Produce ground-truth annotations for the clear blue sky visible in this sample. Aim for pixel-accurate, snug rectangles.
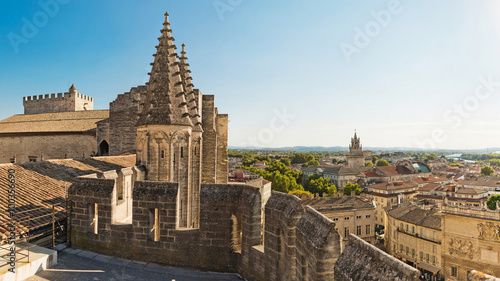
[1,0,500,150]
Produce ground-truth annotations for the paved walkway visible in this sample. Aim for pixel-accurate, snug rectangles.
[26,247,244,281]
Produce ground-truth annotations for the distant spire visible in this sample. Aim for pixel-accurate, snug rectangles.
[137,12,193,127]
[69,84,77,91]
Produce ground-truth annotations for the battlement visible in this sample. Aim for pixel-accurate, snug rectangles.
[23,84,94,114]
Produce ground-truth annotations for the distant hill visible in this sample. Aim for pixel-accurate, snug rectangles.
[228,146,500,153]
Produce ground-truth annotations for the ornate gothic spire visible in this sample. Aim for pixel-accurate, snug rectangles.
[137,12,193,127]
[349,130,363,155]
[179,43,203,132]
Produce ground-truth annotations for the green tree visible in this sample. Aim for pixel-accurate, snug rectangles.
[376,159,390,166]
[306,159,320,166]
[424,153,437,161]
[291,153,315,164]
[326,184,337,197]
[289,189,312,199]
[331,158,338,164]
[304,174,336,196]
[487,195,500,210]
[372,155,379,163]
[280,158,291,166]
[343,182,363,196]
[242,157,255,166]
[481,166,495,176]
[364,162,373,167]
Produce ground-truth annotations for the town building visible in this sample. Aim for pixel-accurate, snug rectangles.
[366,181,419,226]
[0,85,108,163]
[414,183,489,208]
[301,196,376,251]
[385,203,443,279]
[440,203,500,280]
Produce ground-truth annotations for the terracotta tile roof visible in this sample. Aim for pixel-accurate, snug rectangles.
[367,181,418,191]
[412,177,449,184]
[417,183,441,192]
[414,194,485,203]
[0,155,135,242]
[301,196,374,212]
[364,172,380,177]
[458,179,500,187]
[455,188,488,195]
[0,110,109,133]
[376,166,413,176]
[387,203,441,230]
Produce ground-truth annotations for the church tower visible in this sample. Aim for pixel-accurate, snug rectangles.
[347,131,365,168]
[136,12,203,229]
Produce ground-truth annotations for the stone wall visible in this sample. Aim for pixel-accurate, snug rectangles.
[0,133,97,163]
[23,92,93,114]
[468,270,500,281]
[69,178,262,273]
[70,178,349,281]
[201,95,217,183]
[107,86,147,155]
[295,206,341,281]
[216,114,228,183]
[96,119,109,155]
[334,234,420,281]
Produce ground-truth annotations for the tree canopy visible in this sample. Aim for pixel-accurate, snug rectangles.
[343,182,363,196]
[364,162,373,167]
[487,195,500,210]
[481,166,495,176]
[376,159,390,166]
[237,160,303,193]
[303,174,337,197]
[291,153,315,164]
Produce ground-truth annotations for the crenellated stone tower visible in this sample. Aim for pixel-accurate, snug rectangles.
[347,131,365,168]
[135,13,203,229]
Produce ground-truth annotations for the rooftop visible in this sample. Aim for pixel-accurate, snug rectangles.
[301,196,374,212]
[387,203,441,230]
[367,181,418,191]
[0,155,136,241]
[0,110,109,134]
[412,176,449,184]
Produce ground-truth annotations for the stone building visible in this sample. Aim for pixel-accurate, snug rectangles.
[367,180,419,226]
[440,203,500,280]
[385,203,443,279]
[23,84,94,114]
[301,196,376,251]
[0,87,108,163]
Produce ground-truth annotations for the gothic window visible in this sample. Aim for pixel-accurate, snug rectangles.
[161,150,165,159]
[181,147,184,158]
[230,212,242,253]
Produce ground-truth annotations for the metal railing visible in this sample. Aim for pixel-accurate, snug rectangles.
[0,202,67,269]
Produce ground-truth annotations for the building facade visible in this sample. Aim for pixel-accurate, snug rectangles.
[386,203,443,279]
[301,196,376,251]
[367,181,418,226]
[440,204,500,280]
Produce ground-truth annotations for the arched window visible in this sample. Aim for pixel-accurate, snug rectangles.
[99,140,109,156]
[231,212,242,253]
